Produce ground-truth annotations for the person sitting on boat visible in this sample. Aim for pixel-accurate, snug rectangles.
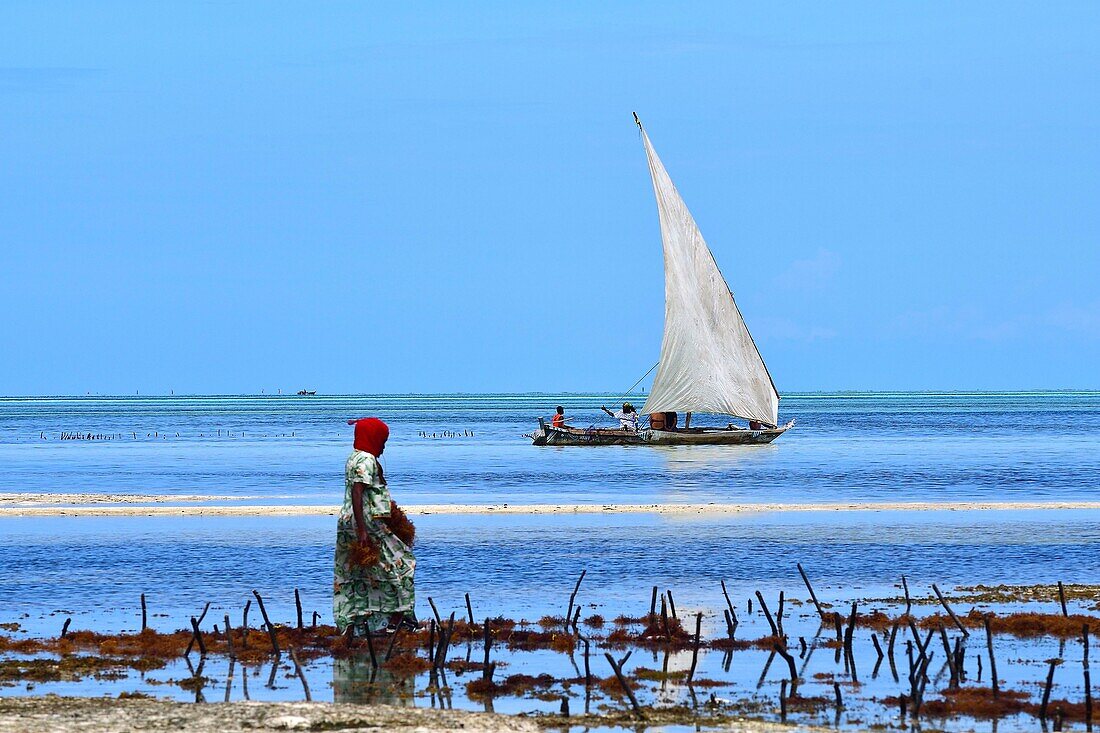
[552,406,566,428]
[601,402,639,431]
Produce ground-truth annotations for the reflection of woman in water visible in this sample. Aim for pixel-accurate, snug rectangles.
[334,418,416,636]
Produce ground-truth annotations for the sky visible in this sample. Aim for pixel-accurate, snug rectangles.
[1,2,1098,395]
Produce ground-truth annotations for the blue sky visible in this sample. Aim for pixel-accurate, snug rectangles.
[1,2,1098,395]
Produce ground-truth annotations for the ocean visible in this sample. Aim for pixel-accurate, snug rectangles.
[1,391,1099,504]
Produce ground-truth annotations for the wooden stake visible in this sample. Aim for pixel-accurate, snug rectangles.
[190,616,207,657]
[140,594,147,632]
[797,563,825,618]
[1084,624,1093,732]
[482,618,493,681]
[932,584,969,637]
[649,586,658,618]
[60,617,71,639]
[604,652,644,719]
[565,570,586,626]
[1059,581,1069,617]
[984,615,998,697]
[687,612,702,683]
[384,614,403,660]
[775,641,798,692]
[465,593,475,627]
[363,623,377,667]
[224,614,236,660]
[755,591,778,636]
[666,588,678,619]
[242,600,251,650]
[294,588,303,630]
[720,580,738,626]
[252,590,280,655]
[902,575,912,616]
[427,596,443,626]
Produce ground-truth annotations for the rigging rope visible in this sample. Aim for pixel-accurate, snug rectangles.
[616,362,659,406]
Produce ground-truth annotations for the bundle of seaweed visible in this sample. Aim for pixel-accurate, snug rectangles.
[914,608,1100,638]
[382,502,415,547]
[347,540,380,568]
[465,672,560,701]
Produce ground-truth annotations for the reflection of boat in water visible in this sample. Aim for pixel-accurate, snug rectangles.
[531,115,793,447]
[296,389,317,396]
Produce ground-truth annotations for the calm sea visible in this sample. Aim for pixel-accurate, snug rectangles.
[0,392,1098,504]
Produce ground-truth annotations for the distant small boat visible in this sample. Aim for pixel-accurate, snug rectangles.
[531,115,794,447]
[297,390,317,396]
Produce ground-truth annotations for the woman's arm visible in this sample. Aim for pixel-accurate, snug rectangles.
[601,405,614,417]
[351,482,369,543]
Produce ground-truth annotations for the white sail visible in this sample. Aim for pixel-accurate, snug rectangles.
[637,122,780,427]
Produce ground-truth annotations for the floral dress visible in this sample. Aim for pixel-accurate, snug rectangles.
[333,450,416,633]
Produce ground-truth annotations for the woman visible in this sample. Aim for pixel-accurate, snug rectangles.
[334,417,416,635]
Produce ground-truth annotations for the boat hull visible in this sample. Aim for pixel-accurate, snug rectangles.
[529,420,794,446]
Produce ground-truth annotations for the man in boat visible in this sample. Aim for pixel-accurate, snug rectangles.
[601,402,639,431]
[552,406,566,428]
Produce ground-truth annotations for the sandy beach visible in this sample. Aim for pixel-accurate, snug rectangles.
[3,494,1100,516]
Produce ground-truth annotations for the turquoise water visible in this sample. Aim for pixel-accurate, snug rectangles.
[1,392,1098,504]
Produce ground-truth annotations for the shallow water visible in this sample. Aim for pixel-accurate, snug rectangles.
[1,392,1099,504]
[2,393,1099,731]
[0,510,1093,732]
[2,510,1096,637]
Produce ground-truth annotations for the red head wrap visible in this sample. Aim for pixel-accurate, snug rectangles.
[349,417,389,457]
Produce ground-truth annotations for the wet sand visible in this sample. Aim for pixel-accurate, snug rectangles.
[3,495,1100,516]
[0,696,816,733]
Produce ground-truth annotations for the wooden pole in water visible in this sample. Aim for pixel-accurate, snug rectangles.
[1083,624,1092,732]
[902,575,912,617]
[932,584,969,637]
[241,600,251,650]
[774,641,798,692]
[649,586,658,618]
[565,570,586,627]
[60,617,71,639]
[384,614,404,660]
[295,589,303,630]
[224,614,236,660]
[252,590,280,655]
[190,617,207,657]
[687,612,702,683]
[755,591,778,636]
[465,593,475,627]
[797,563,825,618]
[141,594,147,632]
[984,615,999,697]
[363,623,377,667]
[482,618,493,681]
[720,580,738,626]
[666,589,678,619]
[427,597,443,626]
[604,652,644,719]
[1058,581,1069,617]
